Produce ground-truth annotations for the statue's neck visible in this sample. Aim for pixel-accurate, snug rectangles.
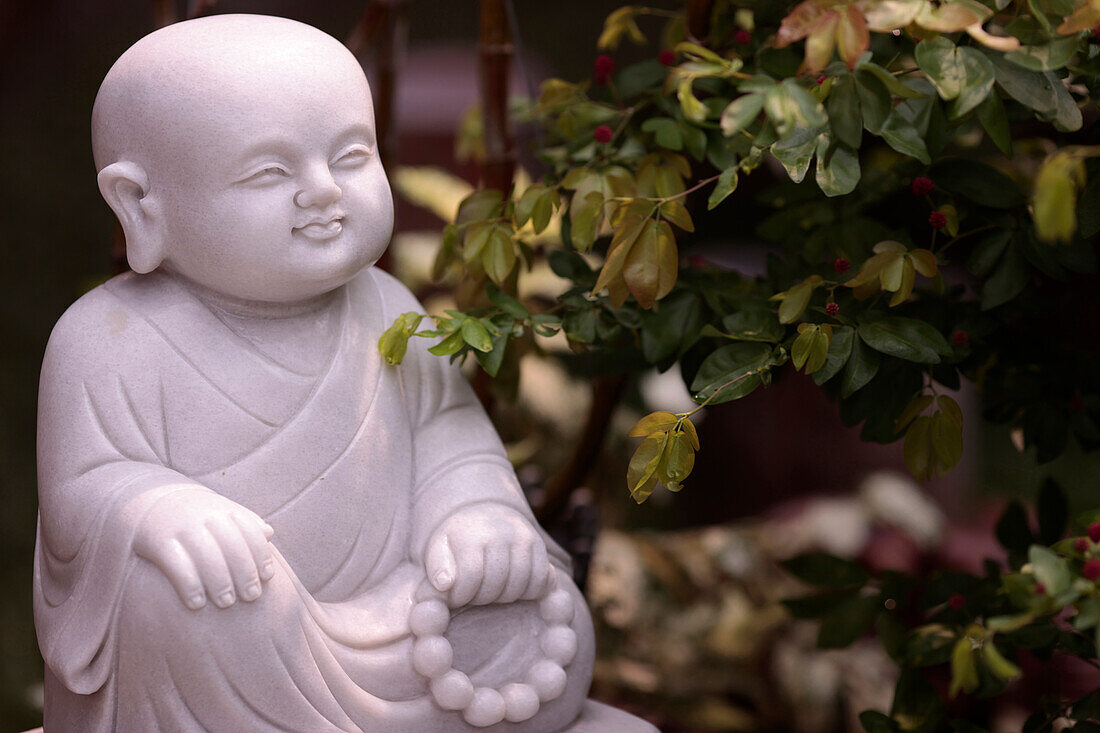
[170,272,340,320]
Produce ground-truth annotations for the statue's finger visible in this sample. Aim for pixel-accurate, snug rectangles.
[425,534,457,592]
[231,511,275,581]
[181,527,236,609]
[208,514,262,603]
[154,538,206,610]
[472,542,509,606]
[498,541,532,604]
[522,543,551,600]
[449,544,484,608]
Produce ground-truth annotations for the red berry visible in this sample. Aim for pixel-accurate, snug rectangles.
[658,49,676,66]
[688,254,707,268]
[911,177,934,196]
[952,330,969,346]
[948,593,966,610]
[594,125,614,143]
[816,75,826,86]
[928,211,947,229]
[1076,537,1090,553]
[734,29,752,45]
[1070,394,1084,411]
[1035,583,1047,595]
[594,54,616,84]
[1093,23,1100,38]
[1084,558,1100,581]
[825,302,840,316]
[1090,522,1100,542]
[833,257,850,273]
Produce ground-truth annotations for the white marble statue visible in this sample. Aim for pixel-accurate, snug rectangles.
[33,14,656,732]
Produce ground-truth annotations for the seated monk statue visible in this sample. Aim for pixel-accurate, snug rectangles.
[33,14,656,732]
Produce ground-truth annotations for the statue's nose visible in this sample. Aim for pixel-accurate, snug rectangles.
[294,165,342,209]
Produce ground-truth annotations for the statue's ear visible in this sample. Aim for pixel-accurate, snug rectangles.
[97,161,165,274]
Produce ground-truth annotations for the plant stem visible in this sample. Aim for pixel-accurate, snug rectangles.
[938,224,997,255]
[680,369,761,418]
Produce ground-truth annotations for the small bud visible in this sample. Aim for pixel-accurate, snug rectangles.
[816,75,826,86]
[594,54,616,84]
[1090,522,1100,542]
[593,125,614,143]
[952,330,969,346]
[1075,537,1090,554]
[825,302,840,316]
[948,593,966,610]
[911,177,934,196]
[658,49,676,66]
[1084,558,1100,581]
[928,211,947,230]
[833,257,850,273]
[1034,583,1046,595]
[734,29,752,45]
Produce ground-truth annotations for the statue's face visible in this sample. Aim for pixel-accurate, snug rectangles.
[155,59,393,303]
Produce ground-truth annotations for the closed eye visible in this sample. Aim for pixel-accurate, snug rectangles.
[240,166,290,183]
[333,145,373,167]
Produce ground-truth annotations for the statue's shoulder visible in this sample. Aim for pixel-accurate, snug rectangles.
[359,266,426,317]
[42,272,167,376]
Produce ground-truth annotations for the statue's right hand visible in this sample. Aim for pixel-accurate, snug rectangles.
[133,487,276,611]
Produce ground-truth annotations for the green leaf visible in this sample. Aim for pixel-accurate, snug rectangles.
[981,240,1028,310]
[679,121,708,161]
[982,640,1022,682]
[1006,36,1080,72]
[690,342,781,404]
[641,291,704,363]
[818,594,881,648]
[782,590,854,619]
[486,283,530,319]
[677,77,708,123]
[764,79,827,139]
[855,70,892,134]
[428,329,466,356]
[707,166,739,209]
[641,117,683,151]
[858,61,925,99]
[629,411,679,437]
[1029,545,1072,596]
[456,189,504,224]
[483,227,517,284]
[841,335,881,398]
[460,318,493,352]
[827,75,863,148]
[1071,687,1100,721]
[660,430,695,487]
[880,113,931,164]
[967,230,1011,277]
[916,38,995,118]
[927,159,1024,208]
[813,325,855,385]
[721,303,784,342]
[995,500,1034,555]
[720,93,765,137]
[1038,477,1068,545]
[792,325,831,374]
[474,331,509,377]
[464,221,494,262]
[782,552,868,587]
[892,669,945,732]
[858,316,950,363]
[815,135,860,197]
[772,128,818,184]
[904,415,933,480]
[515,184,545,228]
[976,92,1012,156]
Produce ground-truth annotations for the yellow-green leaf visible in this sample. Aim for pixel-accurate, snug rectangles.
[1034,152,1087,243]
[464,221,494,262]
[660,200,695,232]
[598,6,646,50]
[981,641,1022,682]
[949,637,980,698]
[681,416,700,449]
[895,393,934,434]
[629,411,679,437]
[909,249,939,277]
[708,166,739,210]
[378,312,425,365]
[628,432,667,503]
[677,77,708,123]
[483,228,516,284]
[938,395,963,427]
[904,415,934,480]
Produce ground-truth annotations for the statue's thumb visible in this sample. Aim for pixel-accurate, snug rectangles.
[426,535,456,592]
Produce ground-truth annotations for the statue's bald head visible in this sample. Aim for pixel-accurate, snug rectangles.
[92,14,371,173]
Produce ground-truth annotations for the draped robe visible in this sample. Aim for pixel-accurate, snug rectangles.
[33,267,605,732]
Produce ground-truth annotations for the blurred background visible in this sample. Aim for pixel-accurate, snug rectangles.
[3,1,1099,730]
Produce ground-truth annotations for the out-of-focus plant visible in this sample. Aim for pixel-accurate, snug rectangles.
[380,0,1100,503]
[783,479,1100,731]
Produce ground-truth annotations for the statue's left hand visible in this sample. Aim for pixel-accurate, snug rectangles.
[424,505,554,608]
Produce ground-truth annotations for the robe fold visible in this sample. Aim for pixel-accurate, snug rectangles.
[34,267,595,732]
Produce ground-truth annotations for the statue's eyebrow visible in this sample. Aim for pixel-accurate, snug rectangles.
[333,124,376,147]
[233,140,294,168]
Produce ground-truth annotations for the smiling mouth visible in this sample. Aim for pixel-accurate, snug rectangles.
[294,218,344,240]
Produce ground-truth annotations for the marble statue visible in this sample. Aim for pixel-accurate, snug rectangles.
[33,14,656,732]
